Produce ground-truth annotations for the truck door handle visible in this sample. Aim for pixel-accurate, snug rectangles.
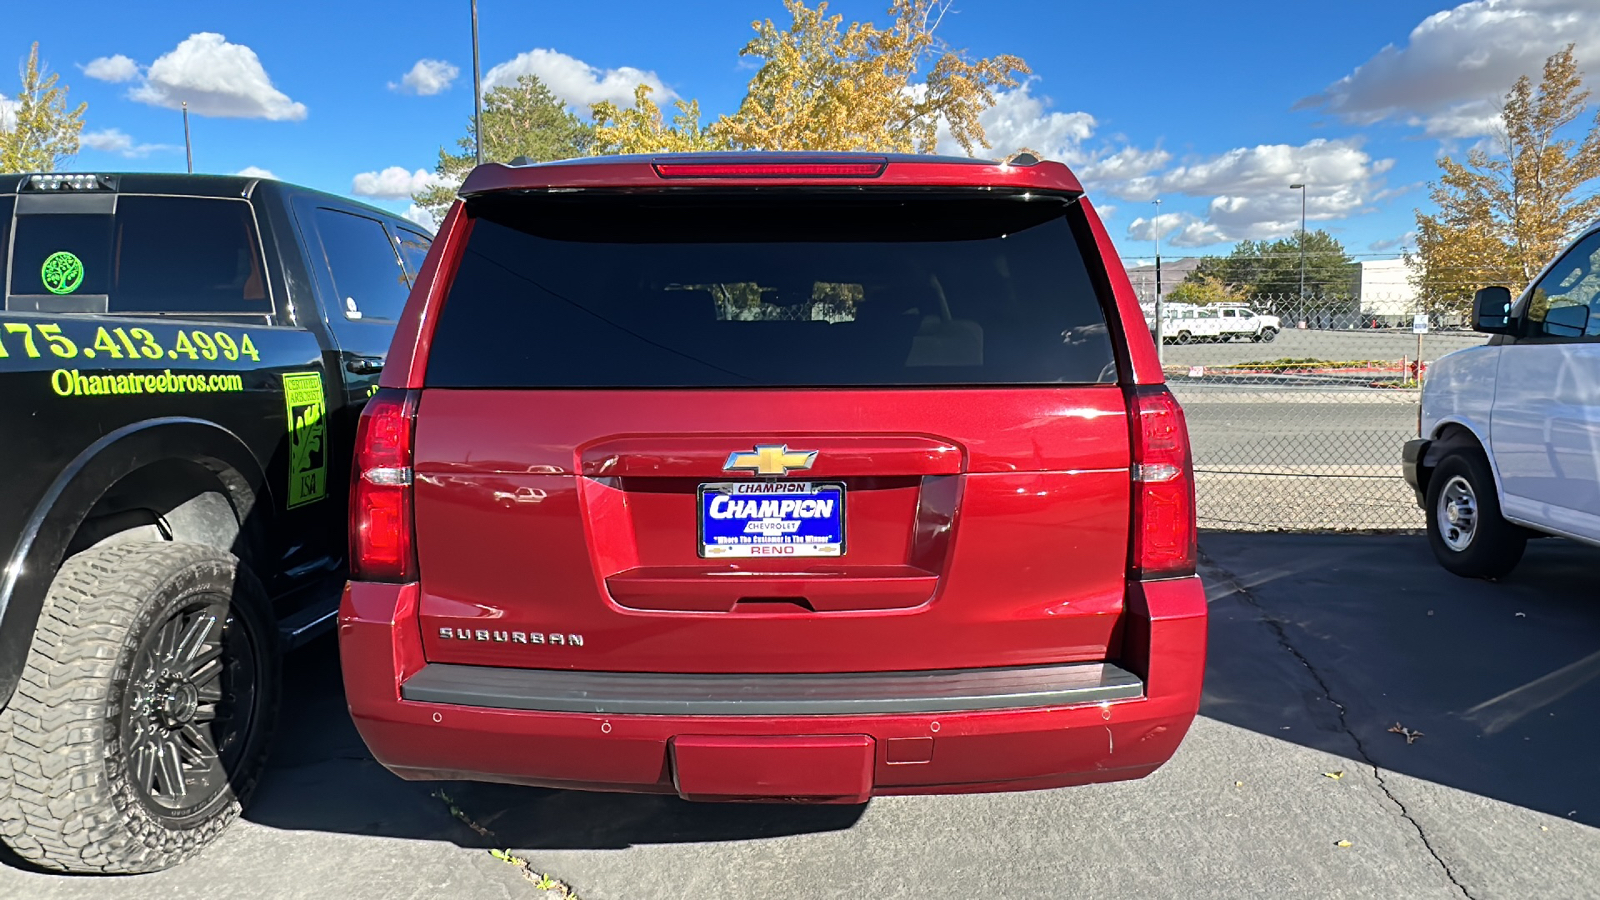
[345,357,384,375]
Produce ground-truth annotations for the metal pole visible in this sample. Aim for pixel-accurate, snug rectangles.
[471,0,484,167]
[1153,198,1164,364]
[1289,182,1306,323]
[1298,185,1306,306]
[182,102,193,173]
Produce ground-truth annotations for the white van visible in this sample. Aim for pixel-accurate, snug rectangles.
[1404,220,1600,577]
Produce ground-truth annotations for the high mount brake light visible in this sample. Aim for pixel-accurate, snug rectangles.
[23,173,117,192]
[1130,386,1197,579]
[351,388,420,582]
[652,159,887,179]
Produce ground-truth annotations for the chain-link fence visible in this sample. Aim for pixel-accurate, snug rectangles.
[1134,290,1487,531]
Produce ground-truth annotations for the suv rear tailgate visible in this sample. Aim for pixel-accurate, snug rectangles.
[412,386,1130,673]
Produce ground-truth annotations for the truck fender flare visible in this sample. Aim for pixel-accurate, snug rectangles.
[0,417,275,709]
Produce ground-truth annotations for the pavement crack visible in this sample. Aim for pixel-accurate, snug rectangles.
[1199,548,1476,900]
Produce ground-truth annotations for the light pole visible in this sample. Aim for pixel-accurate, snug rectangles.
[1290,183,1306,313]
[181,102,192,173]
[1152,198,1164,362]
[471,0,484,167]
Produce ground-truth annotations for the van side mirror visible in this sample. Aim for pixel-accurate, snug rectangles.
[1472,286,1515,334]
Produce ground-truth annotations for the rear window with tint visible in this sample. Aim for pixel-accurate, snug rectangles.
[426,193,1117,388]
[7,195,269,315]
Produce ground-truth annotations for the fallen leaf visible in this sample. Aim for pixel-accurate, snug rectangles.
[1335,840,1352,848]
[1235,780,1244,787]
[1388,722,1423,744]
[1541,826,1550,832]
[1323,771,1344,780]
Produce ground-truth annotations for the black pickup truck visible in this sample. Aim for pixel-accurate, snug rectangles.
[0,172,432,874]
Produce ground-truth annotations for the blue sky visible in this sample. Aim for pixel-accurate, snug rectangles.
[5,0,1598,262]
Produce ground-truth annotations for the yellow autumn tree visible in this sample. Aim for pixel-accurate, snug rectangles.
[0,43,87,174]
[1413,45,1600,315]
[591,0,1029,156]
[592,85,726,155]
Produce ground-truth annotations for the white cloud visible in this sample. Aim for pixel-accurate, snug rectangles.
[81,129,129,153]
[392,59,459,96]
[933,82,1173,206]
[1136,139,1393,245]
[1370,232,1418,252]
[1299,0,1600,137]
[1127,213,1229,250]
[483,48,669,110]
[80,127,174,158]
[351,166,440,199]
[83,54,139,83]
[945,81,1394,250]
[130,33,307,120]
[235,166,276,179]
[948,82,1096,160]
[1408,103,1506,139]
[403,203,439,229]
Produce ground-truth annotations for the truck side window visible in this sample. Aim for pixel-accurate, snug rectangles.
[112,197,270,314]
[394,228,432,283]
[1528,231,1600,339]
[312,209,410,322]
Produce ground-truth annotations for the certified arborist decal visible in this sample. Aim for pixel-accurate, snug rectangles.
[282,372,328,508]
[41,252,85,295]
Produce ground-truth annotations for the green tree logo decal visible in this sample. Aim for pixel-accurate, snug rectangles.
[40,251,85,295]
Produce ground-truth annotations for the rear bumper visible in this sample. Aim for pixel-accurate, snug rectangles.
[338,577,1206,800]
[1403,438,1431,507]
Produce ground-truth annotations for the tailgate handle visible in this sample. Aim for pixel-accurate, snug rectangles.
[732,597,815,613]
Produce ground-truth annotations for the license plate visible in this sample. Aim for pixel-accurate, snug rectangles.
[698,482,845,558]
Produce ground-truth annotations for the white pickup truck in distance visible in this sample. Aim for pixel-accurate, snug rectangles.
[1147,304,1281,344]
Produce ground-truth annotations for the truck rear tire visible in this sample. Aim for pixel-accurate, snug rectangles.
[1175,331,1193,344]
[0,542,278,874]
[1425,451,1526,579]
[1252,328,1278,343]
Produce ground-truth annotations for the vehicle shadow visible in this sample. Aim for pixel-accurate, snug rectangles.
[245,638,865,849]
[1199,530,1600,827]
[248,530,1600,849]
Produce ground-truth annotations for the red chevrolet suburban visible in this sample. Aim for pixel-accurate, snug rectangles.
[338,152,1205,803]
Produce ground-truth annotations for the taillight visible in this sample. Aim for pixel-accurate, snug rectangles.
[1130,386,1196,579]
[351,388,419,582]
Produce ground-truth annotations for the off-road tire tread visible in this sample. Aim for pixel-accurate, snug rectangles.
[0,542,277,874]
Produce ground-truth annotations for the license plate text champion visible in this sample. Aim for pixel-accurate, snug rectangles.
[699,481,845,558]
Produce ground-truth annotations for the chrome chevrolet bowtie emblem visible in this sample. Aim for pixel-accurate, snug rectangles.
[723,444,818,476]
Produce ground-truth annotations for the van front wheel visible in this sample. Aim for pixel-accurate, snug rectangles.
[1424,451,1526,579]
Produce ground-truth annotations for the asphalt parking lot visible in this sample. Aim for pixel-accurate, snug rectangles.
[4,532,1598,900]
